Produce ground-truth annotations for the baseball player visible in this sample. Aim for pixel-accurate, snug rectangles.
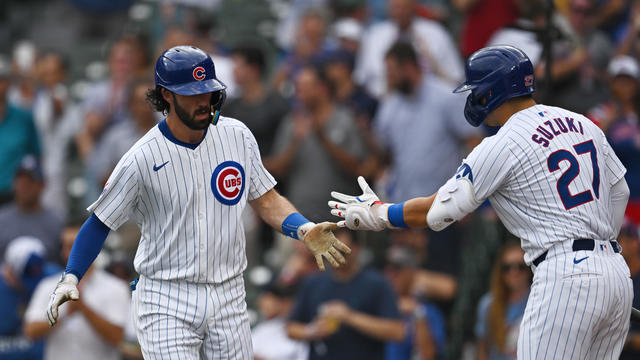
[45,46,351,359]
[329,46,633,359]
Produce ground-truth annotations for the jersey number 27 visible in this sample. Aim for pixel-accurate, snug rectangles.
[547,140,600,210]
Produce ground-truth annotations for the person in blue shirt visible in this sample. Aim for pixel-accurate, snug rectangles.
[0,236,60,359]
[287,229,405,360]
[475,243,531,360]
[0,56,41,204]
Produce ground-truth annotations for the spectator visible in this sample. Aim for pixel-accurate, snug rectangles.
[224,46,290,157]
[252,279,309,360]
[0,155,63,262]
[332,17,364,54]
[374,41,481,205]
[486,0,548,66]
[86,77,157,198]
[273,8,331,93]
[75,36,139,161]
[588,55,640,223]
[454,0,518,58]
[287,229,404,360]
[8,41,38,111]
[543,0,613,112]
[384,245,448,360]
[0,56,40,204]
[0,236,59,359]
[267,65,368,221]
[355,0,464,97]
[24,221,131,360]
[32,52,82,217]
[619,220,640,359]
[323,49,378,125]
[475,243,531,360]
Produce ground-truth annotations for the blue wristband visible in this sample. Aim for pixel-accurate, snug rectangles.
[388,202,409,228]
[282,213,311,240]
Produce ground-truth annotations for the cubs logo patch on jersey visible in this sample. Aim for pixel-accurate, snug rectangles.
[211,161,245,205]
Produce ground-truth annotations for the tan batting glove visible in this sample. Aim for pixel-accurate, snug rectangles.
[46,273,79,326]
[328,176,391,231]
[299,222,352,271]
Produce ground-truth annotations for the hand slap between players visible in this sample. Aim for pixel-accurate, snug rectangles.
[301,222,352,271]
[328,176,389,231]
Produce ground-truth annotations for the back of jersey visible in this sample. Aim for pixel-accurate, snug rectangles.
[462,104,627,262]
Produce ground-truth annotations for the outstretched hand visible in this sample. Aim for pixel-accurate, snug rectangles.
[328,176,389,231]
[302,222,352,271]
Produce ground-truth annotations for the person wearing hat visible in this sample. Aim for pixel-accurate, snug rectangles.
[0,55,41,205]
[588,54,640,225]
[0,236,59,359]
[0,155,63,262]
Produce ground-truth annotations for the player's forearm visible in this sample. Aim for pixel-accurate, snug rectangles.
[402,195,436,228]
[343,311,405,342]
[78,301,124,345]
[65,214,110,280]
[250,189,299,231]
[23,321,55,339]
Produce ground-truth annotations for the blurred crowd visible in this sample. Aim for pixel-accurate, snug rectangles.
[1,0,640,359]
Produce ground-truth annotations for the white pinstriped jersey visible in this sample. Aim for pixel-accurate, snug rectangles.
[453,104,626,264]
[88,116,276,283]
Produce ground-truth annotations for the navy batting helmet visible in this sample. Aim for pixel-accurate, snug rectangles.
[453,45,535,127]
[154,45,227,124]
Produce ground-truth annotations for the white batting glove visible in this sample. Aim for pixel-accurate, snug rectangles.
[328,176,391,231]
[299,222,352,271]
[46,273,79,326]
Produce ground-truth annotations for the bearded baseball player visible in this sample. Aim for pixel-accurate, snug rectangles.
[45,45,351,359]
[330,46,633,359]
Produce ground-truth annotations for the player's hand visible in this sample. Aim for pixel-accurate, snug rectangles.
[328,176,389,231]
[301,222,352,271]
[46,273,79,326]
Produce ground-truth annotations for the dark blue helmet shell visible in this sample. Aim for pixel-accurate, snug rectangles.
[154,45,226,95]
[453,45,535,126]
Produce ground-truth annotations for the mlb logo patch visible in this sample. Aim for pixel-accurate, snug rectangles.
[524,75,534,87]
[211,161,245,205]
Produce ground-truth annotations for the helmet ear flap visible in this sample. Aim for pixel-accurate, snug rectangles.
[464,93,489,127]
[210,89,226,125]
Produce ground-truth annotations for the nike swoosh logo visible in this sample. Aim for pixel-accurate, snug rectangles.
[573,256,589,264]
[153,161,169,172]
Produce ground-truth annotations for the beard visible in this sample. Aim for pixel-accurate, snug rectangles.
[172,94,212,130]
[396,78,414,95]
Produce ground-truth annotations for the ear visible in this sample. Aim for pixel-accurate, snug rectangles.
[161,88,173,104]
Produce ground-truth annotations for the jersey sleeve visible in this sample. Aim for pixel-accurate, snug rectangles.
[246,129,277,200]
[456,134,516,203]
[87,153,140,230]
[599,131,626,186]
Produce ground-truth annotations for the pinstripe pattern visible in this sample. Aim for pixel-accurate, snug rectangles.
[447,104,632,358]
[458,105,626,264]
[89,116,275,358]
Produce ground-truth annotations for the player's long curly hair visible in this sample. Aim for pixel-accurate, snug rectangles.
[146,86,170,115]
[487,242,532,353]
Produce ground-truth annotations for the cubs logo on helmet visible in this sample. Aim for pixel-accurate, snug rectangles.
[193,66,205,81]
[211,161,245,205]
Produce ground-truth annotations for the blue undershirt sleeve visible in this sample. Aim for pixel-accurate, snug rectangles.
[64,213,110,280]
